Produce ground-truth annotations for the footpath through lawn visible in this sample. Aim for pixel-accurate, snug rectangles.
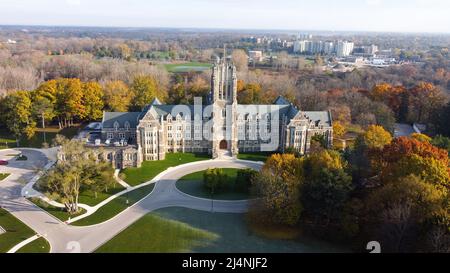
[120,153,210,186]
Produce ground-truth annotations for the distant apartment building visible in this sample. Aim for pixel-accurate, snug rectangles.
[248,50,263,62]
[353,44,379,56]
[336,41,354,57]
[293,40,307,53]
[323,41,335,55]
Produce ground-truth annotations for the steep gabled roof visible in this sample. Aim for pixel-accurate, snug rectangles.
[303,111,332,126]
[273,96,291,105]
[102,112,141,128]
[150,97,162,106]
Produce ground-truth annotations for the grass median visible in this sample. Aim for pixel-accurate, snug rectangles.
[16,237,50,253]
[0,208,49,253]
[176,168,250,200]
[71,183,155,226]
[120,153,210,186]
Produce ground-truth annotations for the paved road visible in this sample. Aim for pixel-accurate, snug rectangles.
[0,149,262,253]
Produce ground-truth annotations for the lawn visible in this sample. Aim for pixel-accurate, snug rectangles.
[120,153,210,186]
[72,184,155,226]
[176,168,250,200]
[16,237,50,253]
[96,211,217,253]
[0,125,80,149]
[96,207,346,253]
[78,183,125,207]
[29,198,86,222]
[35,177,125,207]
[0,208,37,253]
[237,152,273,162]
[0,173,10,181]
[163,62,212,73]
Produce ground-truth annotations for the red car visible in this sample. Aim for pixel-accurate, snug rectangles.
[0,160,8,165]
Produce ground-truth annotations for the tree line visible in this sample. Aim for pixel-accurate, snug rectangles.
[0,75,166,144]
[248,126,450,252]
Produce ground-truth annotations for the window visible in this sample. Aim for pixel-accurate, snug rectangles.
[114,121,119,131]
[119,132,125,139]
[124,121,130,131]
[107,132,113,139]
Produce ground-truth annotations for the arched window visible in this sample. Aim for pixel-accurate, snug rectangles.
[124,121,130,131]
[114,121,119,131]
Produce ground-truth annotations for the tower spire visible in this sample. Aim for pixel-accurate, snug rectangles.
[223,44,226,61]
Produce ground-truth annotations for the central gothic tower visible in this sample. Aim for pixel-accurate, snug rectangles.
[211,51,239,159]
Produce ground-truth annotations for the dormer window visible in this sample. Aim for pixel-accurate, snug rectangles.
[167,114,172,123]
[124,121,130,131]
[114,121,119,131]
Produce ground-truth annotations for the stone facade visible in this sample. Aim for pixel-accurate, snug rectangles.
[98,57,333,169]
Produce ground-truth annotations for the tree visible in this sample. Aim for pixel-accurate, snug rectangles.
[31,91,55,129]
[235,168,258,193]
[379,137,450,188]
[366,175,447,252]
[251,154,303,226]
[203,168,228,193]
[333,121,346,139]
[302,168,353,227]
[103,80,134,112]
[411,133,432,143]
[32,80,58,129]
[231,49,248,72]
[54,78,85,128]
[82,81,104,120]
[431,135,450,153]
[0,91,36,145]
[433,102,450,137]
[237,83,262,104]
[131,75,166,111]
[362,125,392,150]
[406,82,447,124]
[39,137,115,214]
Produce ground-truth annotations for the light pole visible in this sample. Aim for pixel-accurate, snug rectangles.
[211,185,214,213]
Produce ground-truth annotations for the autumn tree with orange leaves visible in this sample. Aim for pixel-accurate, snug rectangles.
[378,137,450,189]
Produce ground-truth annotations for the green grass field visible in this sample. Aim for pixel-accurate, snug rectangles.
[120,153,210,186]
[0,173,10,181]
[176,168,250,200]
[96,207,346,253]
[78,183,125,207]
[0,208,40,253]
[0,125,80,149]
[16,237,50,253]
[163,62,212,73]
[237,152,273,162]
[72,184,155,226]
[29,198,86,222]
[96,212,217,253]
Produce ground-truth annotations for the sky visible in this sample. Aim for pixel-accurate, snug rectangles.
[0,0,449,33]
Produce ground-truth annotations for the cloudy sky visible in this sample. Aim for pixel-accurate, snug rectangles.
[0,0,449,33]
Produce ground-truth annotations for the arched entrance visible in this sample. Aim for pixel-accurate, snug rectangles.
[219,140,228,150]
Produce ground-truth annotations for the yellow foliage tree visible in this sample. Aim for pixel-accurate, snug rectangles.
[333,121,346,139]
[363,125,393,149]
[411,133,432,143]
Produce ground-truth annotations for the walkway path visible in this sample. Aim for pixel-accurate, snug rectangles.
[0,148,263,253]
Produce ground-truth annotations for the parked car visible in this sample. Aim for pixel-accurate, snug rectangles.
[0,160,8,165]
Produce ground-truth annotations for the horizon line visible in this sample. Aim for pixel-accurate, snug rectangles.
[1,23,449,36]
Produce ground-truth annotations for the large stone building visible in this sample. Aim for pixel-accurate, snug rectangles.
[97,56,333,169]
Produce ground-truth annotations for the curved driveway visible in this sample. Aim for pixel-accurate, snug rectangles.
[0,150,262,253]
